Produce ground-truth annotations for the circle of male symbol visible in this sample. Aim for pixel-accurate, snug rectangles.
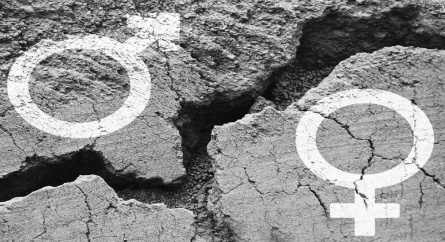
[7,35,151,139]
[295,89,435,236]
[7,13,180,139]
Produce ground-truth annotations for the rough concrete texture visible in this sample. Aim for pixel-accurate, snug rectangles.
[2,0,445,192]
[266,0,445,110]
[0,0,445,241]
[0,175,196,241]
[208,46,445,241]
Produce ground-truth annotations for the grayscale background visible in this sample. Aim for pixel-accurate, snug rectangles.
[1,0,445,241]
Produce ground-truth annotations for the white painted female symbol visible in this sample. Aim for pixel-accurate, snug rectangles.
[7,13,179,138]
[295,89,435,236]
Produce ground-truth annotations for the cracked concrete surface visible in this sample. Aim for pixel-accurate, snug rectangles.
[1,0,445,241]
[0,175,195,241]
[266,1,445,110]
[2,0,445,189]
[208,46,445,241]
[0,15,186,188]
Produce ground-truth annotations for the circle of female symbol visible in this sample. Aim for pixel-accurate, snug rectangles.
[295,89,435,236]
[7,13,179,139]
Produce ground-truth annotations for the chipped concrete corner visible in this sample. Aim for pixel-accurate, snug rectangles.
[1,0,445,241]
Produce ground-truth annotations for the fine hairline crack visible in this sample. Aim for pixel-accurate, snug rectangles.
[308,187,329,218]
[76,185,93,242]
[297,108,376,199]
[296,105,422,207]
[297,98,445,211]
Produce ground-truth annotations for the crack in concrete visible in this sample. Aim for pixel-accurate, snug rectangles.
[243,166,262,195]
[75,185,93,242]
[361,139,375,181]
[409,94,445,191]
[418,176,426,209]
[419,167,445,190]
[0,124,25,155]
[162,51,183,105]
[299,109,378,204]
[308,187,329,218]
[33,190,50,240]
[434,139,445,145]
[5,3,445,241]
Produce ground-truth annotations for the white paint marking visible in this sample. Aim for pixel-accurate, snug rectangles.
[7,13,180,138]
[295,89,434,236]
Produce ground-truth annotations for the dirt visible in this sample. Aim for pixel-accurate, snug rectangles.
[264,64,335,110]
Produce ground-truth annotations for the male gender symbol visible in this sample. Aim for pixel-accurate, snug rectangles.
[7,13,179,139]
[295,89,435,236]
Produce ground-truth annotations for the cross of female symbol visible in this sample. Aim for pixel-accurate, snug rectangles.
[295,89,435,236]
[330,186,399,236]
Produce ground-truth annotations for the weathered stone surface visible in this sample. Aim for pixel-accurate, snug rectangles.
[1,0,444,189]
[208,46,445,241]
[0,175,196,241]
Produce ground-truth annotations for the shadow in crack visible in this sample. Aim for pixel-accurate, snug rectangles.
[0,97,250,240]
[0,147,171,202]
[265,5,445,110]
[4,4,443,241]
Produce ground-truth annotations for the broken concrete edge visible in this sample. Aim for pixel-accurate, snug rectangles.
[154,0,440,109]
[267,1,445,110]
[207,44,445,183]
[0,174,197,241]
[206,45,445,240]
[293,45,438,111]
[17,141,184,185]
[0,174,193,214]
[207,106,295,231]
[0,175,99,210]
[0,0,438,199]
[0,7,187,197]
[293,45,445,189]
[1,1,442,239]
[0,138,92,177]
[0,139,186,203]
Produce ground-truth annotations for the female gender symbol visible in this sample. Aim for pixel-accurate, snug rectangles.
[295,89,435,236]
[7,13,179,139]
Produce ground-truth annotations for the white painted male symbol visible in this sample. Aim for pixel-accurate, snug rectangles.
[295,89,435,236]
[7,13,179,138]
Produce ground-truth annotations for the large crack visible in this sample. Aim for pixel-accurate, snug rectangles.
[0,146,172,202]
[2,3,445,241]
[0,55,253,242]
[117,101,254,241]
[265,5,445,110]
[0,102,253,239]
[181,5,445,238]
